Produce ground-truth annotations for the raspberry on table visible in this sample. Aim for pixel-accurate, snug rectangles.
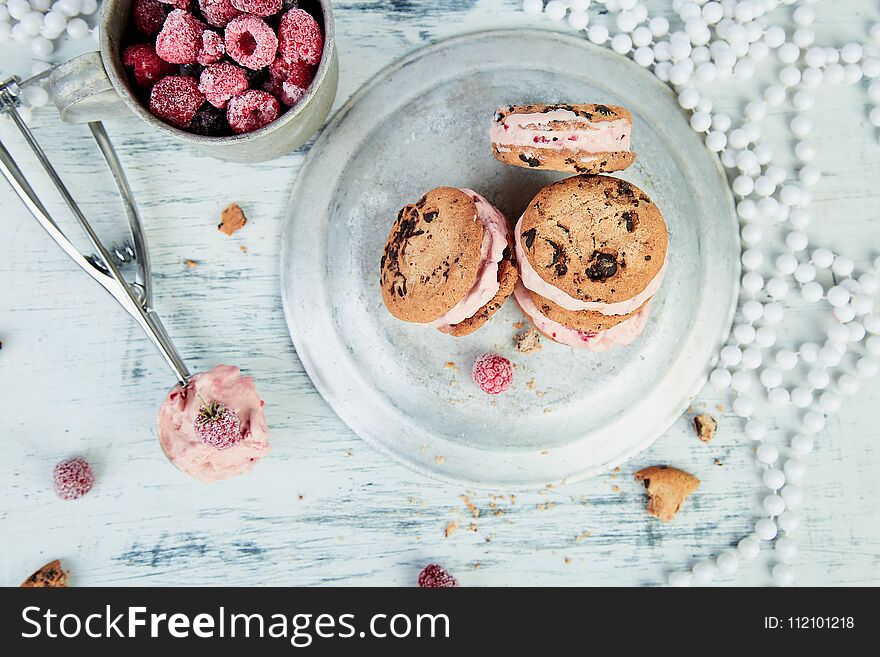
[472,352,513,394]
[197,0,241,28]
[197,29,226,65]
[123,44,177,87]
[189,103,230,136]
[53,457,95,501]
[277,8,323,65]
[149,75,206,127]
[155,9,207,64]
[418,564,459,588]
[226,89,280,133]
[230,0,282,17]
[199,62,249,108]
[133,0,169,36]
[224,14,279,70]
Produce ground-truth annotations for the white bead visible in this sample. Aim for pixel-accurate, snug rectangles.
[727,128,748,149]
[833,305,856,324]
[799,342,819,364]
[568,0,589,11]
[775,349,797,370]
[716,550,739,575]
[745,419,767,441]
[781,485,803,508]
[706,130,727,151]
[793,27,815,49]
[763,302,784,324]
[790,208,811,230]
[795,141,816,162]
[779,66,801,87]
[858,357,879,378]
[712,113,732,132]
[845,64,863,85]
[819,344,842,367]
[19,11,43,35]
[869,335,880,356]
[720,147,737,169]
[766,277,789,299]
[720,345,743,367]
[848,322,866,342]
[757,196,779,217]
[763,468,785,490]
[12,22,35,44]
[778,42,800,64]
[667,570,692,587]
[760,368,782,389]
[42,9,66,32]
[803,410,826,434]
[838,373,860,395]
[808,368,830,390]
[755,326,776,348]
[733,323,756,345]
[801,281,822,303]
[57,0,81,15]
[7,0,31,20]
[768,387,790,406]
[732,174,754,196]
[852,295,873,316]
[633,46,656,66]
[764,24,785,48]
[802,66,823,87]
[544,0,567,20]
[742,347,763,370]
[618,0,637,10]
[731,369,752,392]
[522,0,544,13]
[632,25,652,48]
[864,58,880,79]
[827,323,850,344]
[752,175,773,197]
[737,199,758,220]
[21,85,49,108]
[588,24,609,44]
[810,247,833,269]
[710,367,732,389]
[791,434,813,456]
[689,111,712,132]
[30,34,53,56]
[742,299,764,321]
[783,459,805,482]
[567,10,589,30]
[793,263,816,284]
[790,387,812,408]
[827,285,850,308]
[741,223,762,246]
[738,534,761,560]
[826,63,846,84]
[756,444,779,465]
[691,560,716,585]
[733,396,754,417]
[702,1,723,23]
[866,315,880,335]
[616,10,638,33]
[772,563,795,586]
[775,255,798,275]
[859,274,879,295]
[691,45,711,64]
[755,518,778,541]
[734,57,755,80]
[780,185,803,207]
[790,116,812,138]
[649,15,669,38]
[777,510,800,533]
[749,40,769,62]
[775,536,797,563]
[798,165,821,188]
[741,272,763,294]
[611,33,633,55]
[763,493,785,516]
[841,42,863,64]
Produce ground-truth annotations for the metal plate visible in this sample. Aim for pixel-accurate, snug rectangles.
[281,30,739,488]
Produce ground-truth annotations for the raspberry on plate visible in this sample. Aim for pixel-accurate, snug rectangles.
[197,0,241,28]
[197,29,226,65]
[123,44,177,87]
[277,8,323,65]
[133,0,169,36]
[155,9,206,64]
[418,564,459,588]
[224,14,279,70]
[230,0,282,17]
[53,457,95,501]
[149,75,206,127]
[472,352,513,395]
[199,62,248,108]
[226,89,280,133]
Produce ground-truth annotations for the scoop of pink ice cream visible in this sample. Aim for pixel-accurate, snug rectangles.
[157,364,270,481]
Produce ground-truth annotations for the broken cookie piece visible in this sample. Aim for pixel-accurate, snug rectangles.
[514,328,542,354]
[634,466,700,522]
[21,560,68,587]
[218,203,247,236]
[693,414,718,443]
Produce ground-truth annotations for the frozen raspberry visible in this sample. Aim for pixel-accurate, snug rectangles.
[53,457,95,501]
[197,0,241,27]
[133,0,169,36]
[266,56,314,89]
[123,44,177,87]
[194,400,241,449]
[418,564,459,588]
[277,8,323,66]
[472,352,513,395]
[224,14,278,70]
[280,79,306,107]
[226,89,280,133]
[158,0,191,9]
[230,0,281,17]
[149,75,205,127]
[155,9,206,64]
[199,62,248,108]
[189,103,230,135]
[197,29,226,65]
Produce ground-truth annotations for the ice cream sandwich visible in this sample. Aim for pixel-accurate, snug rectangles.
[513,175,667,351]
[380,187,517,336]
[490,103,635,174]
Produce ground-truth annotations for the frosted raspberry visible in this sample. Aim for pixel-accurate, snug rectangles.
[224,14,278,70]
[123,44,177,87]
[155,9,206,64]
[197,29,226,65]
[194,400,241,449]
[418,564,459,588]
[149,75,205,127]
[53,457,95,501]
[197,0,241,28]
[158,0,191,9]
[266,55,315,91]
[133,0,169,36]
[230,0,281,17]
[280,79,306,106]
[199,62,248,108]
[226,89,280,133]
[472,352,513,395]
[277,8,323,65]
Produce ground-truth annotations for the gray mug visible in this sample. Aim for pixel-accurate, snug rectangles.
[49,0,338,162]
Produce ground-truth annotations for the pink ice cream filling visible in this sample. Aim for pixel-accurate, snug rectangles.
[429,189,510,328]
[490,109,631,153]
[157,364,270,482]
[514,282,649,351]
[514,215,667,315]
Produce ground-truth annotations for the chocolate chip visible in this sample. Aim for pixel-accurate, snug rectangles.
[519,153,541,167]
[595,104,614,116]
[522,228,537,249]
[585,251,618,281]
[622,211,638,232]
[645,255,652,261]
[423,212,438,223]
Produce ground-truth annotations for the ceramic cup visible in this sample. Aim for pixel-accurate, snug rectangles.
[48,0,338,163]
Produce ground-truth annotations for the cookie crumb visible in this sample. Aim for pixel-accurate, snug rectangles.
[444,521,458,538]
[612,484,620,493]
[239,245,248,253]
[714,458,723,467]
[435,455,445,465]
[514,328,542,354]
[183,258,200,268]
[564,557,572,564]
[468,522,478,532]
[527,378,536,389]
[715,403,725,412]
[513,321,524,329]
[21,560,68,588]
[461,495,479,518]
[218,203,247,235]
[576,530,591,542]
[693,414,718,443]
[634,466,700,522]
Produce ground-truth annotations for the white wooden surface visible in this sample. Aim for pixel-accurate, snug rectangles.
[1,0,879,587]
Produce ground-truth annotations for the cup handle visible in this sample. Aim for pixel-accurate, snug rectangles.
[49,51,131,124]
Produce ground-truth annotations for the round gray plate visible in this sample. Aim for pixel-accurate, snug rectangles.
[281,30,739,489]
